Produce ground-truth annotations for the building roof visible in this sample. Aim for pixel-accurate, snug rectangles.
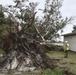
[62,32,76,36]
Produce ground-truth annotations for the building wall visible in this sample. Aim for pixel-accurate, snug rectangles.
[64,35,76,52]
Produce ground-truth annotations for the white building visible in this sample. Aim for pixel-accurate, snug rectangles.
[62,32,76,52]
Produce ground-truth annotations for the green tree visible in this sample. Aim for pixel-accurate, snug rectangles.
[1,0,38,33]
[0,0,73,41]
[35,0,73,41]
[0,5,6,34]
[72,25,76,32]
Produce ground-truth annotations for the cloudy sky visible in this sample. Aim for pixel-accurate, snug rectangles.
[60,0,76,32]
[0,0,76,40]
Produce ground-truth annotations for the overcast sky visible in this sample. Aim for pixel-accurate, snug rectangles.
[0,0,76,41]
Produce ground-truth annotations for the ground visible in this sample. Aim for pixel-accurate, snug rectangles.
[0,50,76,75]
[47,50,76,75]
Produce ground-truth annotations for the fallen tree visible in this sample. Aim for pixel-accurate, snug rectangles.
[0,12,55,71]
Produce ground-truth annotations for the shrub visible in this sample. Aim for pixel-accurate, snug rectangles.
[44,44,64,52]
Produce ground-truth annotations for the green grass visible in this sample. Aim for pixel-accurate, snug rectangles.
[10,51,76,75]
[0,49,5,54]
[7,70,14,75]
[21,69,63,75]
[47,51,76,74]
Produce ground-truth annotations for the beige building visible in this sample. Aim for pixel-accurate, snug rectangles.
[62,32,76,52]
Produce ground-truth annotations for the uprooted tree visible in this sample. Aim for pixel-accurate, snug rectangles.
[0,12,56,71]
[0,0,73,71]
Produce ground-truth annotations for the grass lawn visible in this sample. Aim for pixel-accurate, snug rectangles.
[18,51,76,75]
[47,50,76,74]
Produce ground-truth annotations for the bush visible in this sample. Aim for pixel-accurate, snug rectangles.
[53,45,64,51]
[44,44,64,52]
